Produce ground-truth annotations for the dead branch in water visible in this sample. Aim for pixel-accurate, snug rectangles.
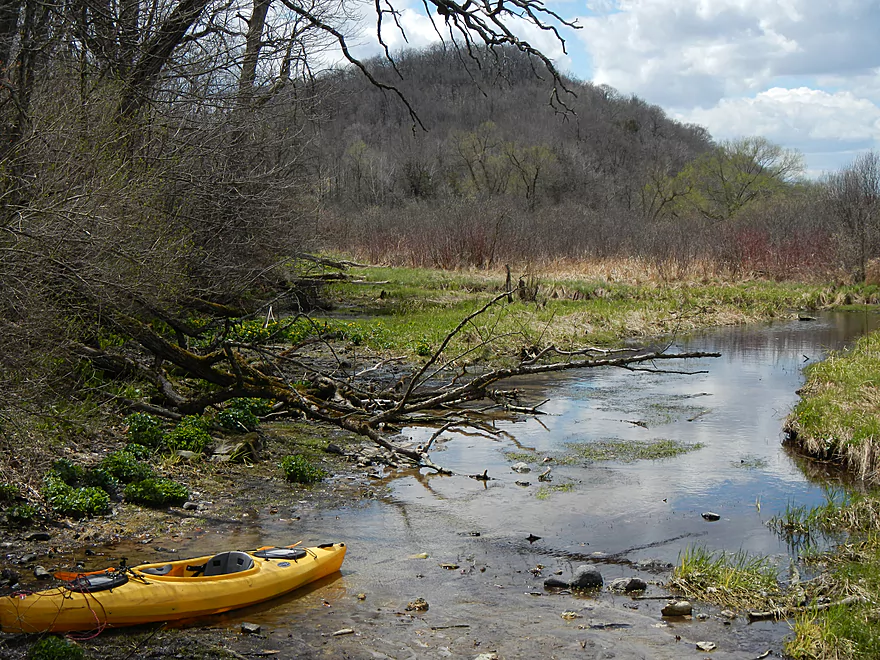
[87,292,719,472]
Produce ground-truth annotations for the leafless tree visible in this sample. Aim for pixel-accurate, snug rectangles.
[824,151,880,281]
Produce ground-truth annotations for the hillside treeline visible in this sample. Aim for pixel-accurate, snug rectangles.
[310,48,879,281]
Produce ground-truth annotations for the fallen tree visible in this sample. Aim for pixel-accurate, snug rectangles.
[80,286,720,472]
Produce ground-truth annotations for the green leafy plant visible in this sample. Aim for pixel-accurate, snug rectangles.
[42,475,111,519]
[50,458,84,486]
[124,412,166,447]
[217,408,259,433]
[6,503,39,526]
[218,397,274,432]
[27,635,85,660]
[414,335,433,357]
[82,467,119,493]
[124,477,189,508]
[164,415,212,453]
[281,454,327,484]
[124,443,152,460]
[0,482,19,502]
[100,450,153,483]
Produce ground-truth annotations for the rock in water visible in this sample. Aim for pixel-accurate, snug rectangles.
[33,566,51,580]
[543,576,570,589]
[570,565,603,590]
[661,600,693,617]
[610,577,648,593]
[701,511,721,521]
[405,598,429,612]
[240,622,261,634]
[511,462,531,473]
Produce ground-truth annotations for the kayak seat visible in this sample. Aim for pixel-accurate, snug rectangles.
[203,551,255,577]
[141,564,173,576]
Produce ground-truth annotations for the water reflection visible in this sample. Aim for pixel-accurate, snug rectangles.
[394,312,880,564]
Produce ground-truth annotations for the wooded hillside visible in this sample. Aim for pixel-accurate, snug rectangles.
[300,46,876,280]
[307,46,721,266]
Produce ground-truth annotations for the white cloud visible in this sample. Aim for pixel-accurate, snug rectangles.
[675,87,880,173]
[567,0,880,173]
[680,88,880,142]
[575,0,880,107]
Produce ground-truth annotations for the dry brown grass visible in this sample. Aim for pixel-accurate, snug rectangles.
[510,256,742,285]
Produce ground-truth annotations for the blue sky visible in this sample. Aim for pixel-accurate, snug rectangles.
[348,0,880,177]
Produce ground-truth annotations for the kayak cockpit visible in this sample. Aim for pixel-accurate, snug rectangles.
[203,551,254,576]
[132,547,311,580]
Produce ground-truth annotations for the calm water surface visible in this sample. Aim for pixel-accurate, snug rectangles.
[387,311,880,565]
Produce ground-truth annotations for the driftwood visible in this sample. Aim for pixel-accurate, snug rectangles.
[88,291,720,472]
[747,595,864,622]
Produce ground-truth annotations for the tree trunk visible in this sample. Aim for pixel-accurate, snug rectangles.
[118,0,210,119]
[238,0,271,106]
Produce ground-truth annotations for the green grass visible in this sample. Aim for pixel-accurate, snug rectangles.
[787,331,880,479]
[280,454,327,484]
[318,266,859,361]
[784,546,880,660]
[670,545,782,610]
[565,438,703,462]
[767,490,880,659]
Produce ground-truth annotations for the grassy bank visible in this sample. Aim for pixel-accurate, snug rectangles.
[773,491,880,660]
[324,264,877,360]
[783,331,880,658]
[786,332,880,481]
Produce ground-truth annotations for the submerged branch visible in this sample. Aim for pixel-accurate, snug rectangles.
[86,293,721,472]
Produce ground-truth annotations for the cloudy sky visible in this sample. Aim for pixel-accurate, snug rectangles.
[350,0,880,176]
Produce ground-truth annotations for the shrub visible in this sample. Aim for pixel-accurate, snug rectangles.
[100,450,153,484]
[0,482,19,502]
[42,475,111,519]
[27,635,85,660]
[281,455,327,484]
[124,477,189,508]
[50,459,84,486]
[124,443,152,460]
[124,412,165,447]
[242,398,274,417]
[82,467,119,493]
[217,408,259,433]
[165,415,212,453]
[6,504,39,527]
[217,398,274,433]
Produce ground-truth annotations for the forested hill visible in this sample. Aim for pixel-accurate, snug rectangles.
[307,46,716,264]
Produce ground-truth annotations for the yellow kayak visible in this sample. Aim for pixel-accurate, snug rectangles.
[0,542,346,633]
